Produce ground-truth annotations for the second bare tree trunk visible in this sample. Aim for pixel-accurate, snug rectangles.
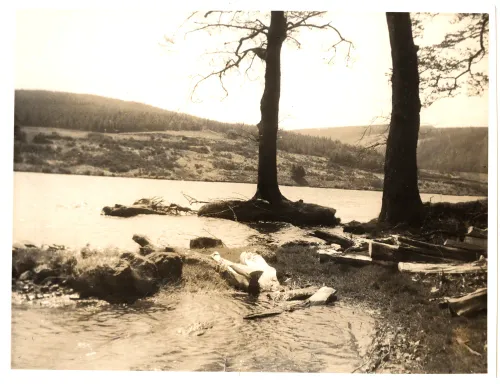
[253,11,288,204]
[379,13,423,225]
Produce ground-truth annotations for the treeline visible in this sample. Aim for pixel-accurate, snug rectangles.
[14,90,248,133]
[417,128,488,173]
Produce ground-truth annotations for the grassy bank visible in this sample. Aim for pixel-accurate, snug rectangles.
[13,127,488,196]
[271,245,487,373]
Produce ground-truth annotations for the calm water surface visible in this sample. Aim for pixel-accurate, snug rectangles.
[11,172,483,372]
[13,172,483,251]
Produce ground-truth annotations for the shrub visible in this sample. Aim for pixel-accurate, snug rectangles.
[14,125,27,143]
[212,159,238,171]
[33,133,53,144]
[190,146,210,154]
[291,164,306,180]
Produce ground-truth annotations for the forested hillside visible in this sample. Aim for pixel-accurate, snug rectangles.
[295,125,488,173]
[14,90,385,172]
[14,90,487,173]
[14,90,244,133]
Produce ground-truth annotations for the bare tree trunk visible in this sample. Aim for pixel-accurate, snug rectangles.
[379,12,423,225]
[253,11,288,204]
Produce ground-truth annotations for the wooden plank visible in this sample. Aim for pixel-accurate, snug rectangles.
[398,260,487,274]
[396,237,479,262]
[444,239,486,253]
[319,252,372,266]
[370,241,474,263]
[464,236,488,248]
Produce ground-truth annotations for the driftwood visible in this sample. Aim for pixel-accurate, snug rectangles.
[447,288,487,316]
[308,230,354,249]
[398,259,487,274]
[102,198,194,218]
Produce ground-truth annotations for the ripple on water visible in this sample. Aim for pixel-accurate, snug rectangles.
[12,291,375,372]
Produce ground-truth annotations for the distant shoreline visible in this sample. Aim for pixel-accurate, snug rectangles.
[12,169,488,198]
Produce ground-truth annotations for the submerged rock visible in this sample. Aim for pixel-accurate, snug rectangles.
[70,250,184,303]
[189,237,224,249]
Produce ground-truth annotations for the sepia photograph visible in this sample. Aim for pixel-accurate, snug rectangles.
[5,0,497,378]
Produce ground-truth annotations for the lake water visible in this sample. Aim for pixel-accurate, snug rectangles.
[12,172,483,251]
[11,172,484,372]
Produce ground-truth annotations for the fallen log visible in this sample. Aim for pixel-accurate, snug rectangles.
[396,237,479,262]
[447,288,487,316]
[370,239,479,263]
[319,252,396,268]
[319,252,371,266]
[443,239,486,253]
[398,260,487,274]
[102,199,195,218]
[102,204,167,217]
[308,230,354,249]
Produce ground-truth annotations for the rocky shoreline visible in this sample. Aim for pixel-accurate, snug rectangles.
[11,197,488,373]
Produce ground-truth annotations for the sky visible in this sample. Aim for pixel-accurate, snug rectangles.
[14,8,490,129]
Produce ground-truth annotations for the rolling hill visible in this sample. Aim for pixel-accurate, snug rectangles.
[294,125,488,173]
[14,90,488,174]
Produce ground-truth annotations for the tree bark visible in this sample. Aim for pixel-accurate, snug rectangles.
[253,11,288,204]
[379,12,423,225]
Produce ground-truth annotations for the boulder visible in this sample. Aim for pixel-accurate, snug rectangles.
[190,237,224,249]
[33,264,54,284]
[19,270,34,281]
